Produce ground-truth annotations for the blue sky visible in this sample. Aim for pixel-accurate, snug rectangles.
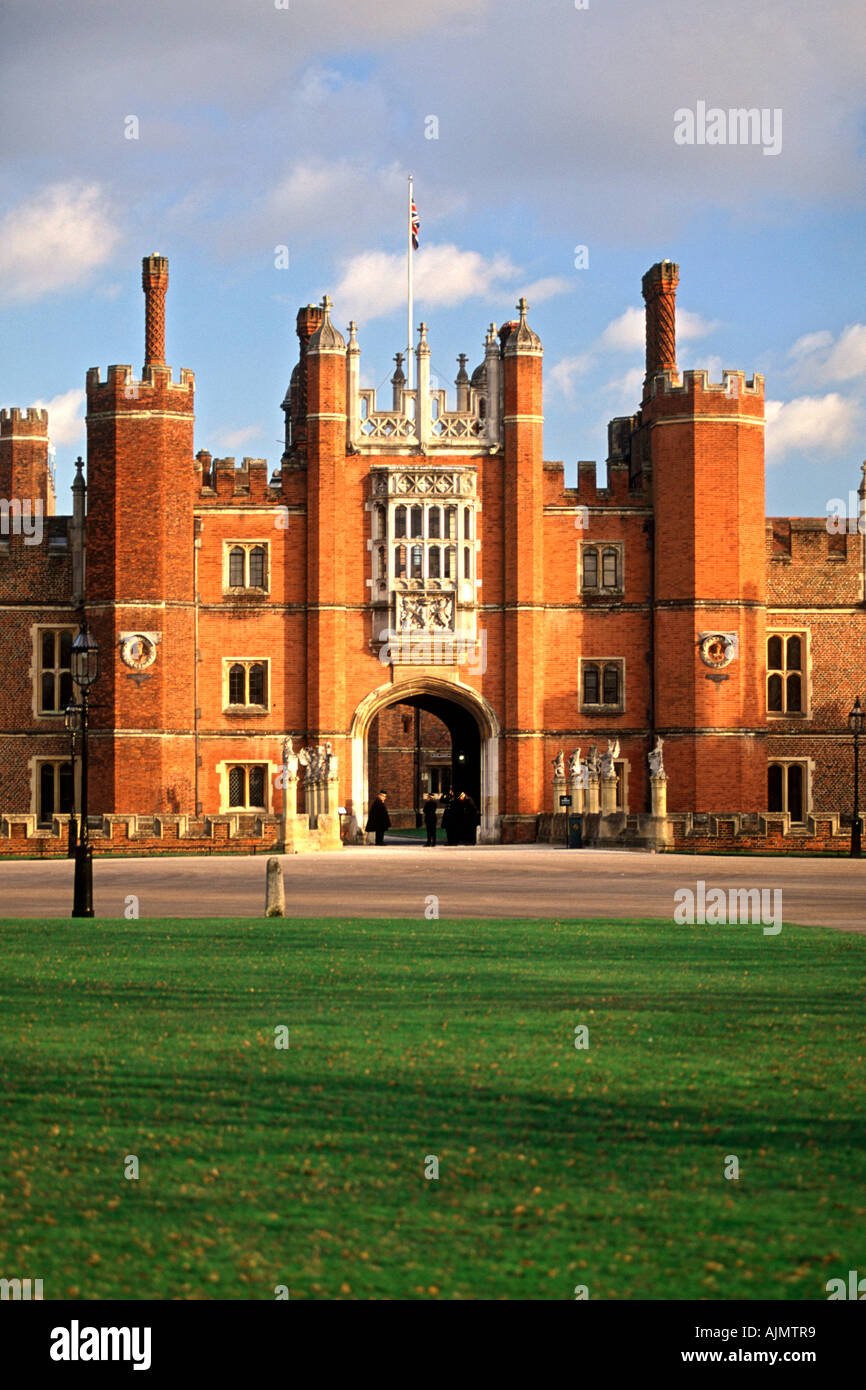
[1,0,865,518]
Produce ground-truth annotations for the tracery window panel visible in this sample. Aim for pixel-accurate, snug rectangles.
[248,663,266,706]
[228,663,246,704]
[583,664,599,704]
[601,548,619,588]
[248,546,266,589]
[229,547,245,587]
[603,663,620,705]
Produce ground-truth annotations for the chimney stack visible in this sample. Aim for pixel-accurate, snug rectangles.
[142,254,169,369]
[641,260,679,395]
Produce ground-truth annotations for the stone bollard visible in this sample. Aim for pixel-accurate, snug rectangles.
[265,856,285,918]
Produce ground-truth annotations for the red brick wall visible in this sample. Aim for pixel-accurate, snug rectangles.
[2,260,865,847]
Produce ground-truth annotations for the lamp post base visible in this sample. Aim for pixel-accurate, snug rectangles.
[72,843,94,918]
[851,818,862,859]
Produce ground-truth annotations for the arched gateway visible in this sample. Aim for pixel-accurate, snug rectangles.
[350,678,501,841]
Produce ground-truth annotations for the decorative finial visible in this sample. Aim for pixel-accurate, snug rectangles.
[347,319,359,347]
[504,300,541,356]
[417,321,429,347]
[307,295,345,352]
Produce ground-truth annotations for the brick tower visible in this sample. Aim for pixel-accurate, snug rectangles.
[642,261,767,811]
[0,408,55,515]
[500,299,545,834]
[85,255,198,813]
[304,297,349,763]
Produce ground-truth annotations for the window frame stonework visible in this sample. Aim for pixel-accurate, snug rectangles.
[218,761,271,812]
[580,541,625,596]
[33,757,76,826]
[767,759,810,822]
[33,624,76,719]
[579,658,626,714]
[222,659,270,713]
[223,541,270,596]
[367,468,480,648]
[767,629,809,718]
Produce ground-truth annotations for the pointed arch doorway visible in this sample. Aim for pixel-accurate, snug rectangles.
[350,677,501,841]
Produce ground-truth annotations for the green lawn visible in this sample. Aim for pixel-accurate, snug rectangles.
[0,916,863,1300]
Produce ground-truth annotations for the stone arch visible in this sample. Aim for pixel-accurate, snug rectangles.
[350,677,501,841]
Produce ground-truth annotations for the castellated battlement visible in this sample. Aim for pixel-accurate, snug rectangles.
[649,368,765,399]
[198,451,277,502]
[0,407,49,431]
[86,363,195,407]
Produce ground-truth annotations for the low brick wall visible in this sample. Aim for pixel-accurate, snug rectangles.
[0,812,342,857]
[538,809,853,854]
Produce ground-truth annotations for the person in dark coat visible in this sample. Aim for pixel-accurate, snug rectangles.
[441,792,458,845]
[456,790,480,845]
[365,791,391,846]
[423,794,439,847]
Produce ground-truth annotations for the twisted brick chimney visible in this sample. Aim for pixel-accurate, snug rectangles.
[142,254,169,369]
[641,260,679,397]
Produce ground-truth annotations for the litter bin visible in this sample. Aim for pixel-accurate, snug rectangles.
[568,814,583,849]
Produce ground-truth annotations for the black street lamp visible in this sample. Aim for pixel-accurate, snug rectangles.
[70,623,101,917]
[849,696,864,859]
[64,701,81,859]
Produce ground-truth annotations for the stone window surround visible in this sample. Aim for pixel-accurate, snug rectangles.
[579,657,626,715]
[222,540,270,595]
[767,627,810,719]
[222,658,270,714]
[580,540,625,596]
[216,760,272,813]
[32,623,77,720]
[30,755,78,825]
[767,758,812,821]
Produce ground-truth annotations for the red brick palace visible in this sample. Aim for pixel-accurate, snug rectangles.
[1,255,864,849]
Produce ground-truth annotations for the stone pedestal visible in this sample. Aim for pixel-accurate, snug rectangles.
[650,774,667,818]
[569,776,585,815]
[552,774,566,813]
[600,772,618,817]
[587,773,600,815]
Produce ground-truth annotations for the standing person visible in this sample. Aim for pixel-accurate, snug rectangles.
[365,790,391,846]
[423,794,439,847]
[456,790,480,845]
[441,791,457,846]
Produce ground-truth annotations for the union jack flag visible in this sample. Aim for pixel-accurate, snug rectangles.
[411,199,420,251]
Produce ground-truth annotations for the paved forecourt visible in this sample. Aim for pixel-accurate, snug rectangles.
[0,845,863,930]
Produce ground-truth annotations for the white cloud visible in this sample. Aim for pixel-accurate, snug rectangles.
[789,329,833,360]
[765,392,862,462]
[599,307,645,352]
[214,425,263,453]
[31,388,85,448]
[517,276,573,305]
[330,243,519,323]
[550,304,720,400]
[548,353,593,398]
[597,304,718,354]
[0,183,120,303]
[786,324,866,393]
[678,308,721,341]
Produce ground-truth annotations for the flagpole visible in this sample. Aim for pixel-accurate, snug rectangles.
[407,173,414,395]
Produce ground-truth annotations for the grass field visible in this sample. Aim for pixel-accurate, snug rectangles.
[0,915,864,1300]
